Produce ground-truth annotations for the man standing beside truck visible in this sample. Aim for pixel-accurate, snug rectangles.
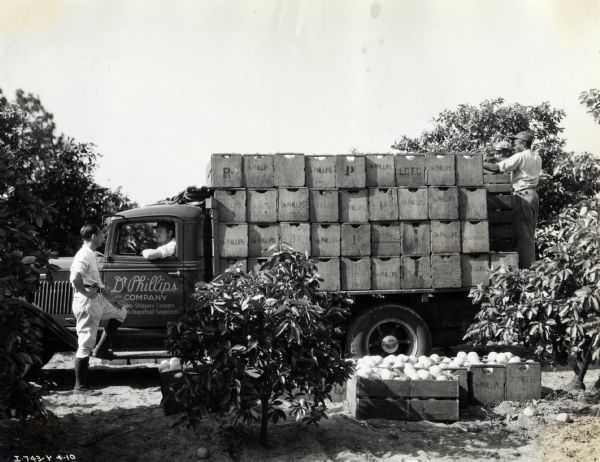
[483,130,542,269]
[70,224,127,394]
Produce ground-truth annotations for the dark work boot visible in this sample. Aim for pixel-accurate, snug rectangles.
[92,319,122,360]
[73,357,101,395]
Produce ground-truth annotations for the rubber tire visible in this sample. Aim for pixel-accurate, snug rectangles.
[345,304,432,358]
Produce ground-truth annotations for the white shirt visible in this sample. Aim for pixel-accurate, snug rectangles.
[155,239,177,259]
[70,245,104,288]
[497,149,542,192]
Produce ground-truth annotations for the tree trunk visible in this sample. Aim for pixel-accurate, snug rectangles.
[568,348,592,391]
[259,395,270,448]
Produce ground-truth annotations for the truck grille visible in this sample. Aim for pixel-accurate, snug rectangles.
[34,281,73,315]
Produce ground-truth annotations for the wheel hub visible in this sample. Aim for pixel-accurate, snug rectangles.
[381,335,399,354]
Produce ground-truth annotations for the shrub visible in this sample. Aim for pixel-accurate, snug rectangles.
[166,246,353,445]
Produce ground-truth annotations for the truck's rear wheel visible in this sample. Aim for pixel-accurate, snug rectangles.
[345,304,432,358]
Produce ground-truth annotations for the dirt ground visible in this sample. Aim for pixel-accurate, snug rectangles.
[2,352,600,462]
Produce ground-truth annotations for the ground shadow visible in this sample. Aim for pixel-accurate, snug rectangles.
[41,365,160,392]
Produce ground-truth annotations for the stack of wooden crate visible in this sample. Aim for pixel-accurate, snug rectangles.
[207,152,518,291]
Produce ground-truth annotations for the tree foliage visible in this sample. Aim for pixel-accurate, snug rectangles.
[166,246,353,445]
[579,89,600,124]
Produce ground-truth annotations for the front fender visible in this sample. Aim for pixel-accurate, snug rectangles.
[21,299,77,352]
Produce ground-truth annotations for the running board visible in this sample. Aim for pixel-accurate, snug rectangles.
[100,350,171,365]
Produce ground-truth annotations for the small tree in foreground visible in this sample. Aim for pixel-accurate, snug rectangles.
[464,198,600,389]
[166,246,353,446]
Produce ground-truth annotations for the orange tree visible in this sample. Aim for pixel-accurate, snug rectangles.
[166,246,353,446]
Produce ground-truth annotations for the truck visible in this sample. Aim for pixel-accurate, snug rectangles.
[32,153,515,366]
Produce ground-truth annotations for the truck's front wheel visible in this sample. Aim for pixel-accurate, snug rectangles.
[345,304,432,358]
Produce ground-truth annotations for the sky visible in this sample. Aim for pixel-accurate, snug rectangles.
[1,0,599,205]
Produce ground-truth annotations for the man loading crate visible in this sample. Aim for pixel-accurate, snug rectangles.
[483,131,542,269]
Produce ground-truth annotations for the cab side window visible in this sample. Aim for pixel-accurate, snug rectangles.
[115,221,177,259]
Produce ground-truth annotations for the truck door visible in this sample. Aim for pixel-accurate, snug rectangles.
[102,218,185,328]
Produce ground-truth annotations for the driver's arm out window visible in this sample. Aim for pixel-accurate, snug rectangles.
[115,222,157,256]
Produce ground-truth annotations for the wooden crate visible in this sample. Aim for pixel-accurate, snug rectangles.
[485,183,512,193]
[446,367,469,407]
[348,376,459,421]
[484,172,511,184]
[315,258,340,291]
[459,188,487,220]
[306,155,336,188]
[247,189,277,223]
[339,189,369,222]
[505,362,541,401]
[280,222,311,255]
[311,224,341,257]
[372,257,401,290]
[207,153,243,188]
[341,223,371,256]
[369,188,399,221]
[401,255,432,289]
[278,188,309,222]
[395,154,426,187]
[274,153,305,187]
[461,254,490,287]
[366,154,396,187]
[461,221,490,253]
[398,188,428,220]
[219,258,248,273]
[337,155,366,188]
[428,187,459,220]
[456,154,483,186]
[248,224,280,257]
[470,365,506,405]
[430,221,461,254]
[248,258,268,273]
[490,252,519,270]
[371,223,401,256]
[341,257,371,290]
[426,153,455,186]
[218,223,248,257]
[401,221,431,255]
[309,189,339,222]
[214,189,246,222]
[243,154,274,188]
[159,370,186,416]
[431,254,461,288]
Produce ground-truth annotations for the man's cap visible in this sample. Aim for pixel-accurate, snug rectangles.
[510,131,534,143]
[494,140,512,151]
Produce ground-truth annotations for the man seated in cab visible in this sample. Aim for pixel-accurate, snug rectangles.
[142,221,177,260]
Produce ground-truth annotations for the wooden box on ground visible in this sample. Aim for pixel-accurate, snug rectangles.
[278,188,309,222]
[372,257,401,290]
[341,223,371,256]
[470,365,506,405]
[371,223,401,256]
[219,258,248,273]
[369,188,399,221]
[428,187,459,220]
[207,153,243,188]
[160,370,185,416]
[248,258,268,273]
[461,221,490,253]
[490,252,519,270]
[395,154,426,187]
[336,155,366,188]
[280,222,311,255]
[306,155,336,188]
[214,189,246,222]
[247,189,277,222]
[274,153,305,187]
[243,154,274,188]
[248,224,279,257]
[311,224,341,257]
[446,367,469,407]
[431,254,461,288]
[505,362,541,401]
[430,221,461,254]
[366,154,395,187]
[347,376,459,421]
[341,258,371,290]
[401,256,432,289]
[401,221,431,255]
[315,258,340,291]
[459,188,487,220]
[398,188,428,220]
[456,154,483,186]
[309,189,339,222]
[461,254,490,287]
[339,189,369,222]
[426,153,455,186]
[218,223,248,257]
